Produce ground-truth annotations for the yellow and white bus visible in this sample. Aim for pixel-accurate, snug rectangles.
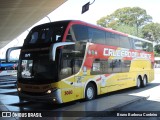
[6,20,154,103]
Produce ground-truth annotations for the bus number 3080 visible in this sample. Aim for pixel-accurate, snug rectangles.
[64,90,73,95]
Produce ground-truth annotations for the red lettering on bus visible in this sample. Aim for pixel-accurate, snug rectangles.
[65,90,73,95]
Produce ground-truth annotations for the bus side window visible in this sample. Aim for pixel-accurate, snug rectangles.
[105,32,119,47]
[147,43,153,52]
[72,25,89,42]
[105,32,112,46]
[142,42,153,52]
[129,38,134,49]
[88,28,105,44]
[59,59,72,80]
[108,59,122,73]
[142,42,148,51]
[65,28,74,42]
[134,39,143,50]
[122,60,131,72]
[73,59,82,74]
[66,35,73,42]
[119,36,131,49]
[30,32,38,43]
[91,59,108,75]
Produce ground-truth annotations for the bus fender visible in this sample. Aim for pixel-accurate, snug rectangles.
[83,79,98,98]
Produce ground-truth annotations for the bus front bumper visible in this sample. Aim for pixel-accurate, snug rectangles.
[18,89,63,104]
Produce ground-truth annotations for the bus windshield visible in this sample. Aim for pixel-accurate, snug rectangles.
[20,55,58,80]
[24,22,68,45]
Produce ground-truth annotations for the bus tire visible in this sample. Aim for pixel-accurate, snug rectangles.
[136,76,141,88]
[142,75,147,87]
[85,83,96,101]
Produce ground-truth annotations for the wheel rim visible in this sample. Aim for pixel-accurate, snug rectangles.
[87,87,94,99]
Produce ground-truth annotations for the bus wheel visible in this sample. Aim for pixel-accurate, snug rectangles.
[136,76,141,88]
[85,83,96,101]
[142,75,147,87]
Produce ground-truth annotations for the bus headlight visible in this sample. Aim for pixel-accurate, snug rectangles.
[46,90,52,94]
[18,87,21,92]
[53,98,56,102]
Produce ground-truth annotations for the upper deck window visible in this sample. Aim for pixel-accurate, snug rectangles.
[119,36,131,49]
[72,25,89,42]
[24,22,68,45]
[88,28,105,44]
[105,32,120,47]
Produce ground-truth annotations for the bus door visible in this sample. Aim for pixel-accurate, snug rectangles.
[58,41,86,102]
[73,42,86,100]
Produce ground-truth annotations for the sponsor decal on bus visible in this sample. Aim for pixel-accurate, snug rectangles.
[103,48,152,59]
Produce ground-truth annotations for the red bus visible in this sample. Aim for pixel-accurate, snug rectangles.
[6,20,154,103]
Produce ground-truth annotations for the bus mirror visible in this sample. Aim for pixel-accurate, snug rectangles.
[6,46,22,62]
[50,42,75,61]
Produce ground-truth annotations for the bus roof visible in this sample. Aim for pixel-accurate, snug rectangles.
[31,20,153,44]
[70,20,128,36]
[128,35,152,43]
[70,20,153,44]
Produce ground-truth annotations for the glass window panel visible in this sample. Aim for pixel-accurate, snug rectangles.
[72,25,89,42]
[119,36,131,49]
[89,28,105,44]
[106,32,119,46]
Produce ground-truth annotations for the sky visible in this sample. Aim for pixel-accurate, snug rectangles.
[1,0,160,59]
[49,0,160,24]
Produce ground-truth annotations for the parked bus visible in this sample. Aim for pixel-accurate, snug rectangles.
[0,59,17,76]
[6,20,154,103]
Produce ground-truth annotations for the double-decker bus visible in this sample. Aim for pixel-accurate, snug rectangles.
[6,20,154,103]
[0,59,17,76]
